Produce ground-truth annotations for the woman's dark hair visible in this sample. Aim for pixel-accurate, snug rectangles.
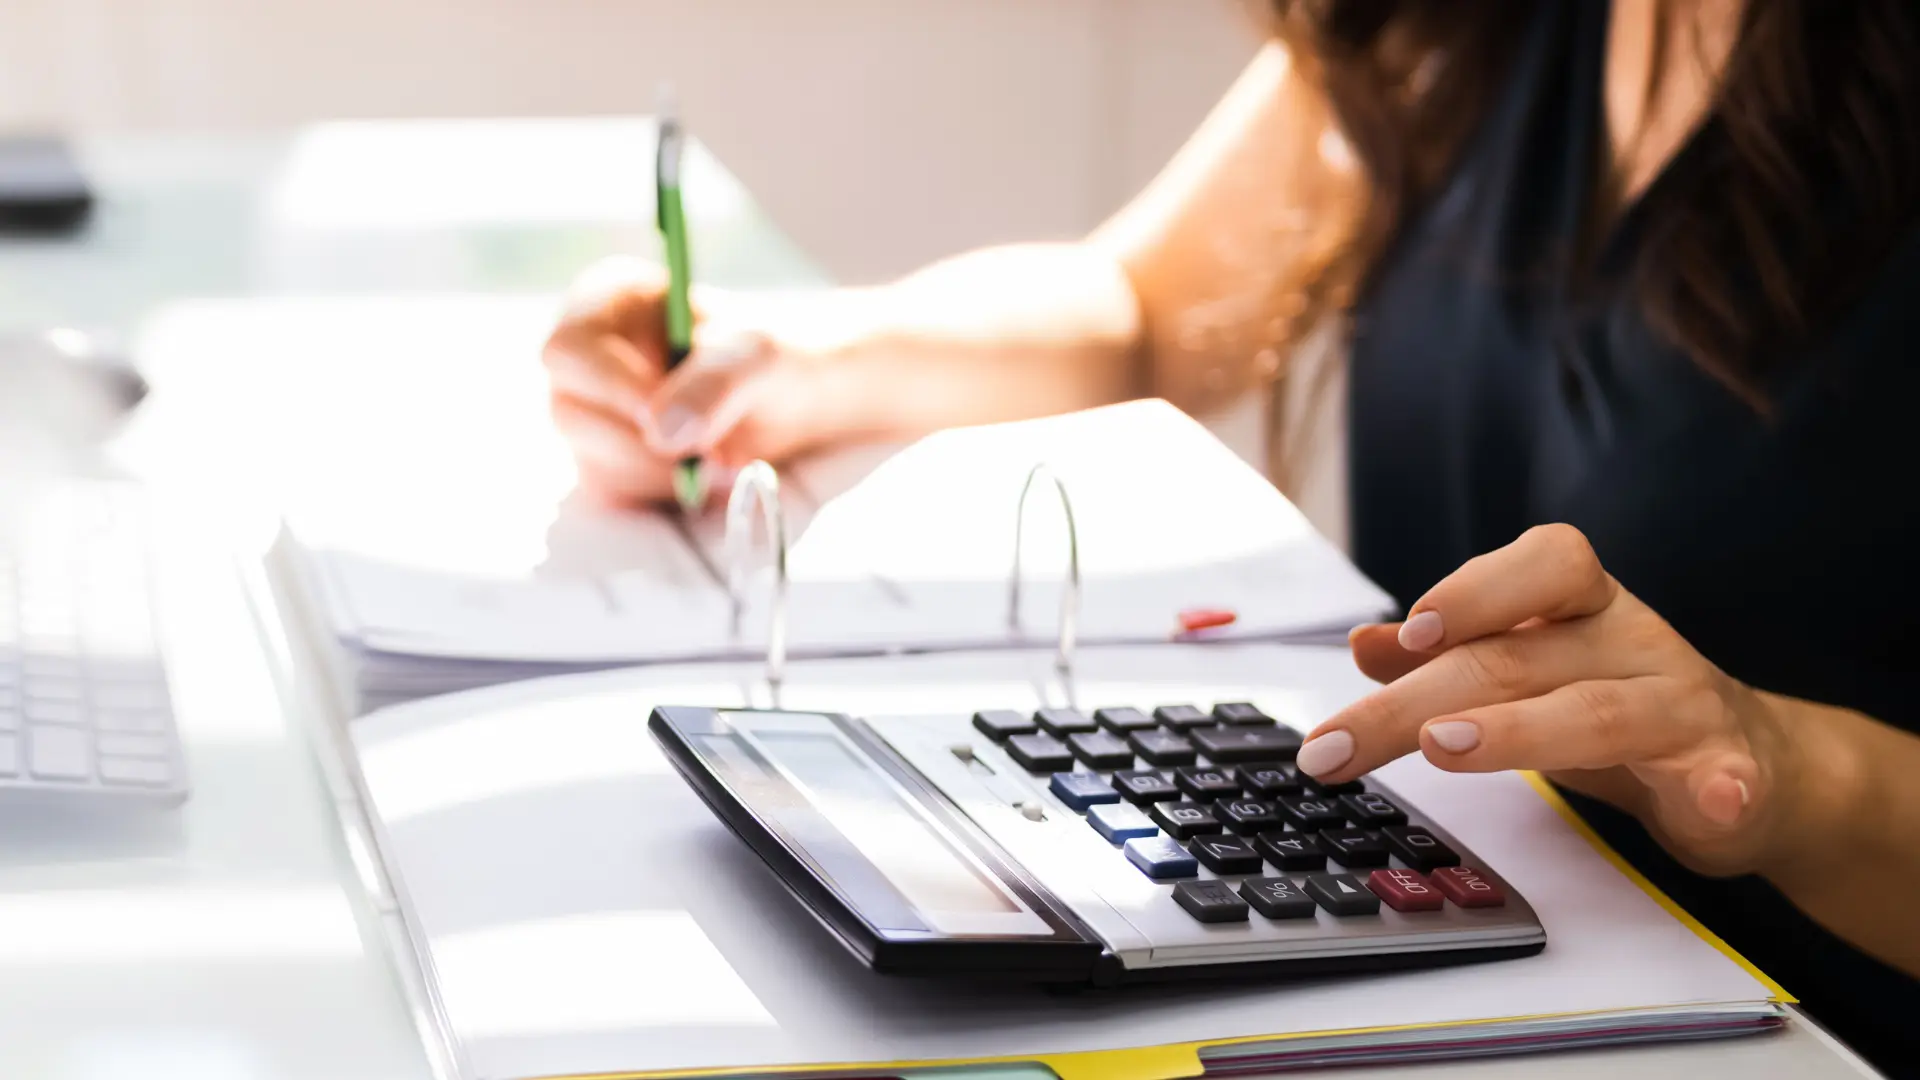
[1270,0,1920,400]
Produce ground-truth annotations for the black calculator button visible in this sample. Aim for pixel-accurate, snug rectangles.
[1256,831,1330,871]
[1340,792,1408,826]
[1277,796,1346,830]
[1149,801,1218,840]
[1383,826,1462,871]
[1239,877,1318,919]
[1238,763,1302,797]
[1153,704,1213,731]
[1189,834,1264,875]
[1034,707,1098,737]
[1306,873,1382,916]
[1174,767,1239,800]
[1173,880,1250,923]
[1094,706,1157,733]
[1128,729,1197,767]
[1215,798,1280,834]
[1189,725,1305,764]
[1213,702,1275,726]
[971,710,1035,742]
[1303,775,1367,796]
[1066,732,1134,770]
[1006,733,1075,773]
[1320,827,1390,868]
[1113,770,1182,804]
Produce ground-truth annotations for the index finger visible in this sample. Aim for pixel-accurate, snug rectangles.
[1397,524,1618,653]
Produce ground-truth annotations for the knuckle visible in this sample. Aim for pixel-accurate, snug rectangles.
[1460,637,1530,692]
[1572,682,1631,746]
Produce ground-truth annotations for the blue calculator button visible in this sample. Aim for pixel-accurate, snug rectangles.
[1049,772,1121,810]
[1124,835,1199,880]
[1087,802,1158,842]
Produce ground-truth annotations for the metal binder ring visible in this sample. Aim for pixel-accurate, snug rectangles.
[1008,463,1081,672]
[726,461,789,693]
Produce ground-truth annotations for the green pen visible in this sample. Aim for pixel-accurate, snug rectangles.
[656,88,705,510]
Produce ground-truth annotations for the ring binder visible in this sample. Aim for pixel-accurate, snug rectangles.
[725,461,790,694]
[1009,463,1081,673]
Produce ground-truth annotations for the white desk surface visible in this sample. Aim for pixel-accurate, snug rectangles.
[0,124,1882,1079]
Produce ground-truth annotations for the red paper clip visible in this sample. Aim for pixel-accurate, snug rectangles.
[1176,608,1238,635]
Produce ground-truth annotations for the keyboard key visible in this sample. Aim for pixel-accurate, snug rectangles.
[1173,879,1250,923]
[1383,826,1461,871]
[1430,866,1507,908]
[1148,801,1218,840]
[24,698,83,726]
[1239,877,1318,919]
[1368,868,1445,912]
[1189,834,1263,875]
[1277,795,1346,830]
[27,725,90,781]
[1113,770,1182,804]
[1303,775,1366,796]
[1237,763,1301,797]
[1087,802,1159,842]
[1034,707,1097,738]
[1093,706,1157,733]
[95,708,168,734]
[1049,772,1120,810]
[0,733,16,775]
[1213,702,1275,726]
[1174,766,1240,800]
[1124,835,1199,880]
[1190,725,1305,763]
[1127,729,1197,767]
[1305,873,1382,916]
[1006,733,1074,773]
[1320,827,1390,868]
[1152,704,1213,731]
[99,756,172,788]
[97,733,171,760]
[1340,792,1408,827]
[972,710,1035,742]
[1214,797,1280,834]
[1066,731,1134,770]
[1255,831,1330,871]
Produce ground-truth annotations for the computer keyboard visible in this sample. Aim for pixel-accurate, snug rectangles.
[0,479,186,808]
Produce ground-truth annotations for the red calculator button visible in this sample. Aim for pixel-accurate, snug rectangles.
[1367,868,1444,912]
[1431,866,1507,908]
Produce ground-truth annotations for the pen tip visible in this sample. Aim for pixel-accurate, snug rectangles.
[656,82,678,124]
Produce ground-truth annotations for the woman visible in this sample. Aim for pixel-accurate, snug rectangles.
[543,1,1920,1069]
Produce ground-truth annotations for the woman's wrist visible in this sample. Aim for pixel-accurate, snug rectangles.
[1750,690,1874,884]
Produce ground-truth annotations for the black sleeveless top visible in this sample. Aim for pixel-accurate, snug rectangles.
[1346,1,1919,1071]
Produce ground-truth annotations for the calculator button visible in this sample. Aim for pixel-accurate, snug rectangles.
[1320,828,1390,868]
[1189,725,1304,764]
[1277,796,1346,830]
[1212,702,1275,726]
[1152,704,1213,731]
[0,734,17,776]
[1303,775,1367,796]
[1124,835,1199,880]
[1049,772,1120,810]
[1382,826,1461,871]
[1148,801,1218,840]
[1237,763,1301,797]
[1256,831,1330,871]
[1215,797,1280,834]
[27,725,91,781]
[1113,770,1182,804]
[1094,706,1157,733]
[1087,802,1159,842]
[1005,733,1074,773]
[1239,877,1318,919]
[972,710,1035,742]
[1173,880,1250,923]
[1128,729,1197,767]
[1034,707,1098,738]
[1430,866,1507,908]
[99,756,171,788]
[1189,834,1264,875]
[1066,731,1134,770]
[1305,873,1382,916]
[1174,767,1239,800]
[1368,868,1445,912]
[1340,792,1408,827]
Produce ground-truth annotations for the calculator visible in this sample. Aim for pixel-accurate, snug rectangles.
[650,702,1544,986]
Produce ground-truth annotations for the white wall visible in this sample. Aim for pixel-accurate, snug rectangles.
[0,0,1259,281]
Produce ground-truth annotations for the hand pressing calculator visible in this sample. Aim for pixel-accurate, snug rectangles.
[651,702,1544,985]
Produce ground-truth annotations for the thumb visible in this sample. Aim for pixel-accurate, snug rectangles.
[639,333,776,457]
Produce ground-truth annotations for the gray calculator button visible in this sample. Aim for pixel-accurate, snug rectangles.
[25,698,84,726]
[1239,877,1318,919]
[28,725,91,781]
[97,733,171,760]
[1305,873,1382,916]
[100,756,172,788]
[96,708,168,733]
[0,734,17,776]
[1173,880,1250,923]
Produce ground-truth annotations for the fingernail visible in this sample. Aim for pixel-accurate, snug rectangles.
[1425,720,1481,753]
[1399,609,1445,651]
[652,406,705,453]
[1296,730,1355,777]
[1737,779,1750,807]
